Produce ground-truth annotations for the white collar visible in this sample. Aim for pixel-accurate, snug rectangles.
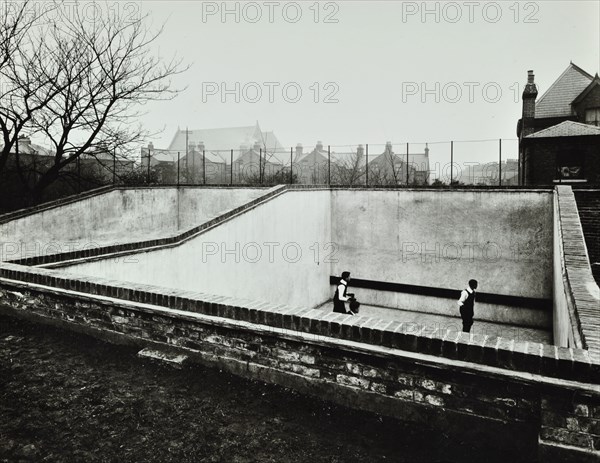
[340,279,348,285]
[466,287,474,294]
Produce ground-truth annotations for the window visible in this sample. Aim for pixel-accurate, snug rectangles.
[585,108,600,126]
[556,152,585,181]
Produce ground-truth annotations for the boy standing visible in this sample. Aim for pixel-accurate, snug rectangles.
[457,279,478,333]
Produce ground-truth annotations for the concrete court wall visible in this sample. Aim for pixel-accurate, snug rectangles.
[330,189,554,314]
[0,187,266,261]
[62,190,333,309]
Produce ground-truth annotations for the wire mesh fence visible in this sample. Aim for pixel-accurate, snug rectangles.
[0,138,526,212]
[135,139,518,187]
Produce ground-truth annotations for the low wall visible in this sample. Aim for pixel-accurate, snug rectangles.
[0,262,599,461]
[552,186,600,354]
[553,190,582,348]
[0,186,268,262]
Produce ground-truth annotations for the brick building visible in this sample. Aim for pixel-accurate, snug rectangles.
[517,63,600,185]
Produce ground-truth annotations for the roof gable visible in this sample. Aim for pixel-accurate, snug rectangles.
[572,74,600,105]
[167,125,260,152]
[535,63,593,119]
[296,149,328,164]
[166,123,285,160]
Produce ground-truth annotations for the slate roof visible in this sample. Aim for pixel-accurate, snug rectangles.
[295,148,329,164]
[525,120,600,138]
[535,63,594,119]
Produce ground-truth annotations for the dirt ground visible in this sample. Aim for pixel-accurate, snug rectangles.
[0,315,508,462]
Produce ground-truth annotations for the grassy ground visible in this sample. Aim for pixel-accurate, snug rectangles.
[0,314,521,462]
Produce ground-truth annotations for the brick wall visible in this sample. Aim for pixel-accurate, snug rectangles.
[524,138,600,185]
[540,391,600,461]
[1,262,600,460]
[556,187,600,358]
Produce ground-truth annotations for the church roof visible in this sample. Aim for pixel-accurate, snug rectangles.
[167,123,285,159]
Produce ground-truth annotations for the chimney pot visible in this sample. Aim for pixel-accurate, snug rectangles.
[527,70,535,84]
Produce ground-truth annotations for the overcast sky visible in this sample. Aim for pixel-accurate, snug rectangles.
[136,0,600,163]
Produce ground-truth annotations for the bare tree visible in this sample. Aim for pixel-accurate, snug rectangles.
[0,1,188,204]
[0,1,62,175]
[368,147,410,186]
[332,147,365,185]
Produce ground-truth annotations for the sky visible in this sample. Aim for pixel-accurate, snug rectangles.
[132,1,599,163]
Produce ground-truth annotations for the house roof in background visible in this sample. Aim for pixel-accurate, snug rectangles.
[166,123,286,159]
[368,149,430,172]
[525,120,600,138]
[535,63,594,119]
[0,139,54,157]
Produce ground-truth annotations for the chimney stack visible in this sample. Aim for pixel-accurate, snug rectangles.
[198,141,205,152]
[521,70,538,137]
[385,141,393,153]
[424,143,429,157]
[316,141,323,151]
[295,143,303,160]
[357,144,364,157]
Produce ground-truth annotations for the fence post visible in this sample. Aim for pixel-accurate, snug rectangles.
[113,148,116,185]
[498,139,502,187]
[259,148,263,184]
[328,145,331,185]
[230,149,233,185]
[191,147,195,185]
[366,144,369,186]
[147,148,151,184]
[406,142,410,185]
[177,152,180,186]
[290,147,293,184]
[203,150,206,184]
[450,141,454,186]
[77,156,81,193]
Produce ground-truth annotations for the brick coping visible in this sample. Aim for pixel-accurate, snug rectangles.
[556,186,600,360]
[7,185,288,267]
[0,261,598,385]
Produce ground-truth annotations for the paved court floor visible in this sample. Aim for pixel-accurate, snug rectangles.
[317,302,552,345]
